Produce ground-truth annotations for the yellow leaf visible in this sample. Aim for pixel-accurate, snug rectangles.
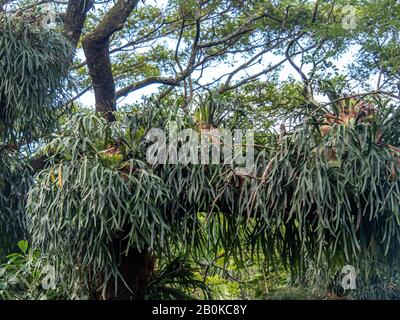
[50,168,56,183]
[58,165,63,188]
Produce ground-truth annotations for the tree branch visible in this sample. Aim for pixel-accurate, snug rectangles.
[63,0,93,48]
[82,0,139,122]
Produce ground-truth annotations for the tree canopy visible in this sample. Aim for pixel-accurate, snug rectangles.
[1,0,400,300]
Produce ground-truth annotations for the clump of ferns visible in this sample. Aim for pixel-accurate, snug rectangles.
[245,97,400,285]
[25,99,250,296]
[26,113,173,290]
[27,112,214,286]
[0,13,71,256]
[29,93,400,297]
[145,255,211,300]
[0,149,31,257]
[0,14,73,145]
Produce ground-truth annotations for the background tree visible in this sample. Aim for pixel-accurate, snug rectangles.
[1,0,400,300]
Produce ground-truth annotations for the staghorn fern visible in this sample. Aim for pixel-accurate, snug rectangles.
[25,102,246,298]
[0,149,31,257]
[246,98,400,284]
[0,13,73,256]
[0,14,73,145]
[26,96,400,298]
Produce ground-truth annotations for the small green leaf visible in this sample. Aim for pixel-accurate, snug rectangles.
[17,240,29,254]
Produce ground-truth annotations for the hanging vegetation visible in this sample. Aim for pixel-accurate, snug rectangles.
[0,14,73,145]
[25,93,400,298]
[25,97,249,298]
[0,149,31,257]
[2,0,400,301]
[245,98,400,285]
[0,12,72,257]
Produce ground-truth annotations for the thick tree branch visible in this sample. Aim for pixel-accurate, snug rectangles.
[116,18,201,100]
[63,0,93,48]
[82,0,139,122]
[116,77,180,98]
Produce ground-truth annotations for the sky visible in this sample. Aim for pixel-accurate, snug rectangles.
[77,0,361,108]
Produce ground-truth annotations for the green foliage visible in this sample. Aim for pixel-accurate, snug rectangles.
[2,0,400,301]
[348,0,400,91]
[0,14,73,144]
[26,93,400,299]
[146,256,211,300]
[26,96,253,297]
[27,113,171,296]
[246,99,400,284]
[0,12,73,259]
[0,241,82,300]
[0,149,31,257]
[194,249,324,300]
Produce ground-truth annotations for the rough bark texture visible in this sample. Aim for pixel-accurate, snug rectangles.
[63,0,93,48]
[82,41,116,122]
[82,0,139,122]
[105,239,155,300]
[91,233,155,300]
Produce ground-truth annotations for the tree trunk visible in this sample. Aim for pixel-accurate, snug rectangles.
[82,39,117,123]
[82,0,139,123]
[68,0,151,300]
[91,235,155,300]
[112,248,155,300]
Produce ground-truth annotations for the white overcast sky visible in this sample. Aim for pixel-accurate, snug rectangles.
[77,0,360,107]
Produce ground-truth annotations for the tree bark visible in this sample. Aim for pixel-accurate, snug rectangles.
[63,0,93,48]
[108,245,155,300]
[82,0,139,122]
[93,236,155,300]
